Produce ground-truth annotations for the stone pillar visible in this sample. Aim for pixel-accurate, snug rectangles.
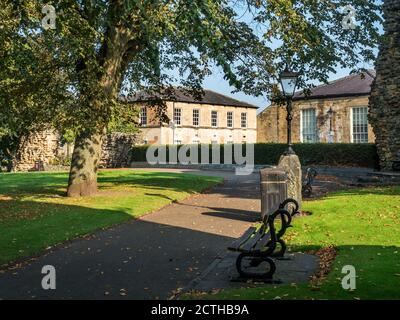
[369,0,400,171]
[278,154,302,209]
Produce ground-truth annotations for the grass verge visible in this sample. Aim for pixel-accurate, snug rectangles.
[0,170,222,266]
[186,186,400,300]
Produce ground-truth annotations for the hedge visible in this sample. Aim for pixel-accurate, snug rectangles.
[130,143,379,168]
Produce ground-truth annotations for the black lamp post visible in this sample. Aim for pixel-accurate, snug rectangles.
[327,107,334,143]
[279,66,299,155]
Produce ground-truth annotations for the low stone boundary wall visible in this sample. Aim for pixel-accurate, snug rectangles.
[5,132,138,172]
[99,133,138,168]
[12,130,60,172]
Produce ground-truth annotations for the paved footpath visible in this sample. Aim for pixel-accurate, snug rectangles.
[0,169,260,300]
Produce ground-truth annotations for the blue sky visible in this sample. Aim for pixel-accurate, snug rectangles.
[201,2,381,114]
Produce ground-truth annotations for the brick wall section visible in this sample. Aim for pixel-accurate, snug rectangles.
[369,0,400,170]
[257,96,375,143]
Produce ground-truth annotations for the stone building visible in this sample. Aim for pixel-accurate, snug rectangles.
[257,71,376,144]
[4,88,256,171]
[131,88,258,145]
[369,0,400,171]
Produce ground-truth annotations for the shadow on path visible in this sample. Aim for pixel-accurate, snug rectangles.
[0,171,262,299]
[0,212,233,300]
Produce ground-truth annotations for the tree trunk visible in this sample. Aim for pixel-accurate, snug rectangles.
[6,136,24,172]
[67,129,104,197]
[67,21,132,197]
[369,0,400,170]
[66,23,136,196]
[8,151,18,172]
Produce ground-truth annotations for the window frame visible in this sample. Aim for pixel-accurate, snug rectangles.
[211,110,218,128]
[192,109,200,126]
[139,106,147,126]
[173,107,182,126]
[240,112,247,128]
[227,111,233,128]
[351,106,369,143]
[300,108,318,143]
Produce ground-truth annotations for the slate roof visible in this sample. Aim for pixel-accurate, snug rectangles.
[127,88,258,108]
[293,70,375,101]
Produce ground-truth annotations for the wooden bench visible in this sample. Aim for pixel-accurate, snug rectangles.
[228,198,299,279]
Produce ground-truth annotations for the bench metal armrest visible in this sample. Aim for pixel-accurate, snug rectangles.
[279,198,299,216]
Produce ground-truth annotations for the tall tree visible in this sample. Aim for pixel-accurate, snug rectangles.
[1,0,381,196]
[0,1,72,169]
[369,0,400,171]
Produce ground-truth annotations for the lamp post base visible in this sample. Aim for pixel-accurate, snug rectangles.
[283,146,296,156]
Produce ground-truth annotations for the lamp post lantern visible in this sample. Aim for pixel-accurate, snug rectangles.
[279,66,299,155]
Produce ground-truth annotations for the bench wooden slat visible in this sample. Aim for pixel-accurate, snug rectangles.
[228,227,257,251]
[253,231,272,252]
[240,230,265,252]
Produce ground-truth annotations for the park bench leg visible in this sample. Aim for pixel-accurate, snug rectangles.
[271,239,287,258]
[235,253,276,279]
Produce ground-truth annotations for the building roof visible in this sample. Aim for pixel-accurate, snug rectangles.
[293,70,375,101]
[127,88,258,108]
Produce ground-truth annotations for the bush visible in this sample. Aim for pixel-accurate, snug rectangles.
[0,150,11,172]
[254,143,379,168]
[130,143,379,168]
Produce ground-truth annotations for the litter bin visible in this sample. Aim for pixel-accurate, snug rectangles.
[260,168,288,220]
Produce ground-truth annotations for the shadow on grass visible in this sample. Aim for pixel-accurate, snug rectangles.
[0,200,234,299]
[0,200,131,265]
[1,198,399,300]
[144,193,176,201]
[98,171,221,193]
[0,172,69,197]
[328,185,400,197]
[0,171,221,200]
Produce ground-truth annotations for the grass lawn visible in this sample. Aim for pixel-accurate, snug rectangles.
[0,170,222,266]
[188,186,400,300]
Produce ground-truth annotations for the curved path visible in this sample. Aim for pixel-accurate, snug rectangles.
[0,169,260,299]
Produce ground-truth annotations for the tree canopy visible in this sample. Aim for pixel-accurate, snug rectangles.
[1,0,382,126]
[0,0,382,192]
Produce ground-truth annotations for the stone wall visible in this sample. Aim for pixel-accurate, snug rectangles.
[13,130,60,172]
[10,131,138,171]
[369,0,400,171]
[99,133,139,168]
[257,104,285,143]
[257,95,375,144]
